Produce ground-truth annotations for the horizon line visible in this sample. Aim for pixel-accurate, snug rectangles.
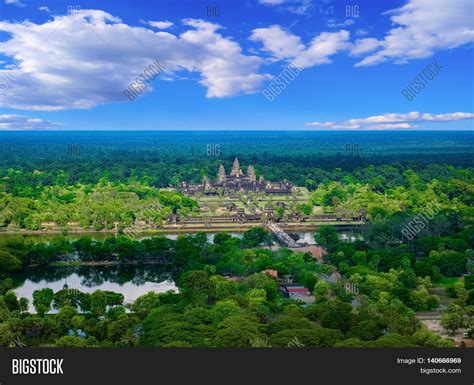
[0,129,473,132]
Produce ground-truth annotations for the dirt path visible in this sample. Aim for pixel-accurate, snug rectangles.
[289,245,326,262]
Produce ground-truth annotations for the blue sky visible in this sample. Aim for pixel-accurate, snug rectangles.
[0,0,473,130]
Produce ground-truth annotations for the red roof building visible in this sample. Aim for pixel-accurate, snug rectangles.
[287,286,311,296]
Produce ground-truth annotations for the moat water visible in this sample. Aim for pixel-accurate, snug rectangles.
[8,230,361,312]
[12,264,177,313]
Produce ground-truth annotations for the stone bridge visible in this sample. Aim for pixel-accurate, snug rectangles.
[266,221,302,248]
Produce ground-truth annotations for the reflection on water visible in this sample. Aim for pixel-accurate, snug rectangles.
[0,231,245,244]
[7,229,362,311]
[0,230,361,245]
[13,265,177,311]
[288,231,363,244]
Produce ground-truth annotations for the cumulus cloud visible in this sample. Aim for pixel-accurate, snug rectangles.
[306,121,360,129]
[356,0,474,66]
[250,25,305,61]
[0,114,58,130]
[0,10,271,110]
[306,121,336,127]
[421,112,474,121]
[307,111,474,129]
[250,25,350,68]
[255,0,473,68]
[5,0,25,7]
[370,123,417,129]
[346,112,474,125]
[141,20,174,29]
[350,38,382,56]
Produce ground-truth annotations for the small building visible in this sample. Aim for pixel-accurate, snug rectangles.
[287,286,311,297]
[263,269,278,279]
[284,285,315,304]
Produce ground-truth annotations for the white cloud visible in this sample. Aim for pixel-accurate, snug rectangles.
[0,114,58,130]
[141,20,174,29]
[306,121,360,129]
[307,111,474,130]
[5,0,25,7]
[370,123,416,129]
[331,124,360,129]
[356,0,474,66]
[251,25,350,68]
[346,112,474,125]
[355,29,369,36]
[306,121,335,127]
[327,19,354,28]
[38,6,51,13]
[258,0,313,15]
[421,112,474,121]
[250,25,305,61]
[0,11,271,110]
[350,38,382,56]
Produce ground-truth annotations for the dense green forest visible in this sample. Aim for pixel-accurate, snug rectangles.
[0,223,472,347]
[0,146,472,229]
[0,132,472,348]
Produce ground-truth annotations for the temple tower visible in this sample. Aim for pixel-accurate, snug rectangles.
[230,157,243,177]
[203,176,211,190]
[217,164,226,183]
[247,165,256,181]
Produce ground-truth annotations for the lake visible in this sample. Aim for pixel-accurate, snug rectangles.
[12,264,177,313]
[8,230,361,312]
[0,230,361,245]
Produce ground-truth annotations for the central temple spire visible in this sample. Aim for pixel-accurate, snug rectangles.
[179,157,293,197]
[230,157,242,177]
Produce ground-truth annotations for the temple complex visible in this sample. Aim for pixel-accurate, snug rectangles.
[180,158,293,197]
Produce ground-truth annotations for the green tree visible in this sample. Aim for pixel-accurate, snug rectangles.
[177,270,213,305]
[55,335,86,347]
[441,304,464,336]
[132,292,161,319]
[242,227,268,248]
[90,290,108,317]
[314,281,329,303]
[32,288,54,317]
[3,290,19,311]
[315,226,339,248]
[0,251,22,276]
[213,316,261,347]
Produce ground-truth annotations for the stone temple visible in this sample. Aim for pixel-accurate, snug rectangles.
[180,158,293,196]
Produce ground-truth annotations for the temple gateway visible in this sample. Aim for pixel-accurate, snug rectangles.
[180,158,293,196]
